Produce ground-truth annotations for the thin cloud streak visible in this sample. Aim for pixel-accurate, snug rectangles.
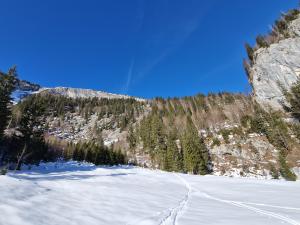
[121,1,144,94]
[199,60,239,81]
[134,2,216,85]
[124,1,215,93]
[123,58,135,94]
[137,19,200,80]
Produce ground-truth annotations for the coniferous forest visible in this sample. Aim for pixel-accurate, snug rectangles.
[0,65,300,181]
[0,67,128,171]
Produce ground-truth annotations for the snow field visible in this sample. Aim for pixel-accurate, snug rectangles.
[0,161,299,225]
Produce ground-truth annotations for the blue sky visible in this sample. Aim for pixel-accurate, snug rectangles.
[0,0,298,98]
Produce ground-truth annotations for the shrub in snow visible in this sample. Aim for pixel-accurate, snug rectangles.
[0,168,7,175]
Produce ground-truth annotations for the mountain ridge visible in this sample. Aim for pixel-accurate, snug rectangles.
[13,84,146,103]
[38,86,146,102]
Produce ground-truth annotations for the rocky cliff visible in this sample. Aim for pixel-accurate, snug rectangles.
[247,10,300,110]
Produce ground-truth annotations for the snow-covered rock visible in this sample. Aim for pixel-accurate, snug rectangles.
[39,87,145,102]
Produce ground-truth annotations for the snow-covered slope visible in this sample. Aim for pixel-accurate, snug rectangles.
[12,83,145,104]
[39,87,145,102]
[11,89,38,104]
[11,80,41,104]
[1,162,299,225]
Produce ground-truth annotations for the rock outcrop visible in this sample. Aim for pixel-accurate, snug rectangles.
[248,15,300,110]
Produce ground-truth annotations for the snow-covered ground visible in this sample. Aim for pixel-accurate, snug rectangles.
[1,162,300,225]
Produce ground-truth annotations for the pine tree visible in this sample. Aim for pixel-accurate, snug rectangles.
[150,114,165,163]
[164,132,179,172]
[0,67,18,140]
[244,43,254,63]
[63,142,74,160]
[85,142,95,163]
[279,151,297,181]
[182,116,209,175]
[17,97,48,165]
[127,126,137,150]
[284,79,300,120]
[115,148,126,164]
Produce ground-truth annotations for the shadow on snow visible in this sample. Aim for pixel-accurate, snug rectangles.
[7,161,136,181]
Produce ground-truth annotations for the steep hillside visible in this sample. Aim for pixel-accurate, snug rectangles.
[16,89,297,179]
[127,94,300,179]
[12,93,150,149]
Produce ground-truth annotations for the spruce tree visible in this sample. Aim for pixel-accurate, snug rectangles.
[150,114,165,163]
[182,116,209,175]
[164,135,173,171]
[164,131,180,172]
[127,126,137,150]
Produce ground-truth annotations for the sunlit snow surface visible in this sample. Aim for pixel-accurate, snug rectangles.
[1,161,300,225]
[11,89,38,104]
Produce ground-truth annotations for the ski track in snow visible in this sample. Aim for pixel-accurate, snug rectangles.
[172,175,300,225]
[126,173,191,225]
[2,163,300,225]
[235,202,300,211]
[158,174,191,225]
[198,192,300,225]
[129,173,300,225]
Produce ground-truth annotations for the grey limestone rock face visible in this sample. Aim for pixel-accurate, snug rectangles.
[249,16,300,110]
